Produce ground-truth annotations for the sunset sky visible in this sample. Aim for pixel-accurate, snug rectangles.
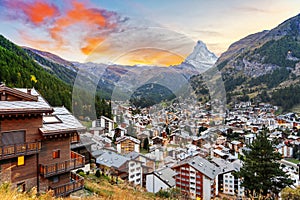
[1,0,300,66]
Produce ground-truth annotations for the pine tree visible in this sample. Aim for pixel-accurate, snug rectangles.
[235,129,293,198]
[143,137,149,152]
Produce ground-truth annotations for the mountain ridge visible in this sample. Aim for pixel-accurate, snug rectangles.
[214,13,300,111]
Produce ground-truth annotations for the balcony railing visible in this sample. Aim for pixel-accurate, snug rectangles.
[0,141,41,160]
[40,151,85,177]
[50,172,84,197]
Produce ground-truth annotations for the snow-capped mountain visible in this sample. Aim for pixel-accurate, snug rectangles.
[184,40,218,70]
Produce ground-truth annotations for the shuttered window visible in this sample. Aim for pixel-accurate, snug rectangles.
[52,150,60,159]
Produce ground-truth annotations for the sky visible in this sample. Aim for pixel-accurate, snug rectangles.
[0,0,300,66]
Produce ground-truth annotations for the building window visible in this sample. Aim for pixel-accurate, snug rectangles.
[17,182,25,192]
[2,130,25,145]
[52,150,60,159]
[17,156,25,166]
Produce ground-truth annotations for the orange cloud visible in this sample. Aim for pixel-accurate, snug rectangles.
[49,1,110,48]
[81,36,105,55]
[115,49,185,67]
[22,1,58,24]
[4,0,59,25]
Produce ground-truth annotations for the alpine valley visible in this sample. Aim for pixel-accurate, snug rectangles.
[2,14,300,112]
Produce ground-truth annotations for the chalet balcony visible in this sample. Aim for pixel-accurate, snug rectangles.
[0,141,41,160]
[39,151,85,177]
[50,172,84,197]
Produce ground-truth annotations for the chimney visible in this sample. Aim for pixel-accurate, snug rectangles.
[27,88,31,95]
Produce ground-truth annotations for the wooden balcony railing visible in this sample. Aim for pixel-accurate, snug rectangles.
[0,141,41,160]
[50,172,84,197]
[39,151,85,177]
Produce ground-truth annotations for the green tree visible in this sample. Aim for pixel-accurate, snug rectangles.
[197,126,208,136]
[143,137,149,152]
[235,130,293,198]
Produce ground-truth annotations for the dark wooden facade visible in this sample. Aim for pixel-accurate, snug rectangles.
[0,85,85,196]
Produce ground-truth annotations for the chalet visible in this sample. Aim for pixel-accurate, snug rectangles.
[152,136,163,145]
[227,140,243,154]
[0,85,85,197]
[96,151,143,186]
[71,133,96,164]
[113,127,126,139]
[116,136,140,153]
[172,156,221,200]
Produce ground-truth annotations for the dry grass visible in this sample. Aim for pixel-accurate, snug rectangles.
[0,174,161,200]
[81,174,158,200]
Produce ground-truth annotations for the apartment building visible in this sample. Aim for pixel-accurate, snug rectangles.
[172,156,220,200]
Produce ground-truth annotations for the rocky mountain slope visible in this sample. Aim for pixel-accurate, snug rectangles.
[192,13,300,111]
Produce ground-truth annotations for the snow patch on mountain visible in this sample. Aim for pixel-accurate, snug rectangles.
[184,40,218,70]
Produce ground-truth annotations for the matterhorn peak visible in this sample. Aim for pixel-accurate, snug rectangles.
[184,40,218,70]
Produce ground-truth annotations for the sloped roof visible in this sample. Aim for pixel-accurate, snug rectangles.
[116,136,140,144]
[96,151,129,168]
[0,87,53,114]
[40,107,86,135]
[154,167,177,187]
[172,156,221,180]
[211,157,242,174]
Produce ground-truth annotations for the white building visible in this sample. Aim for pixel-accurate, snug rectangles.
[146,167,176,193]
[92,116,114,133]
[212,157,244,198]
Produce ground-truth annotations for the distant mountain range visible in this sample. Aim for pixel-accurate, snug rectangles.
[23,39,217,106]
[2,13,300,111]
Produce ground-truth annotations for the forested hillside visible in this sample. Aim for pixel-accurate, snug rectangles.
[0,35,72,109]
[0,35,111,119]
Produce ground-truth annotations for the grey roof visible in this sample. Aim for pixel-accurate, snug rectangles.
[91,149,108,158]
[125,151,140,159]
[154,167,177,187]
[125,151,156,161]
[40,107,86,134]
[211,157,242,174]
[0,88,52,114]
[173,156,221,179]
[96,151,129,168]
[71,134,96,149]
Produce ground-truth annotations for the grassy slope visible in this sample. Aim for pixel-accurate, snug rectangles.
[0,173,162,200]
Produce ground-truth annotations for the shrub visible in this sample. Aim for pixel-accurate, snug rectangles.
[95,169,101,178]
[76,169,84,174]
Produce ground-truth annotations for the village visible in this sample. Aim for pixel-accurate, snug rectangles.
[1,84,300,200]
[79,99,300,199]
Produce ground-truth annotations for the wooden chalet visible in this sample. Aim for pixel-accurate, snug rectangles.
[0,85,85,197]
